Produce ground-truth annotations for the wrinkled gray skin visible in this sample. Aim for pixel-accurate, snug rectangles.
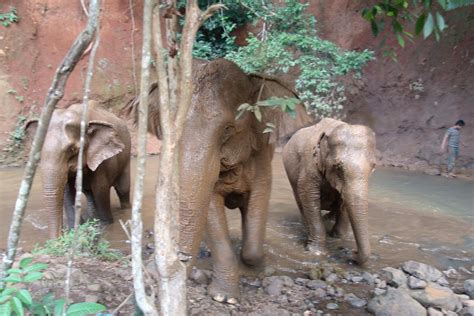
[26,101,131,239]
[128,59,311,302]
[282,118,376,264]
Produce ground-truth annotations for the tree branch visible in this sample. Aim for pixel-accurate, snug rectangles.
[0,0,101,288]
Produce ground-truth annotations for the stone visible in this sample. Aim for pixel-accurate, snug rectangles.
[326,286,335,297]
[465,280,474,299]
[410,282,462,312]
[264,267,276,277]
[426,307,443,316]
[262,276,294,296]
[464,300,474,307]
[460,306,474,316]
[408,276,428,289]
[402,261,443,282]
[190,268,209,285]
[84,295,99,303]
[351,276,364,283]
[326,303,338,310]
[325,273,338,283]
[436,277,449,287]
[362,271,376,284]
[459,267,473,275]
[295,277,309,286]
[87,283,102,292]
[443,267,460,278]
[367,287,427,316]
[344,293,367,308]
[307,280,327,290]
[459,295,471,302]
[314,288,327,298]
[334,287,345,297]
[375,279,387,289]
[374,288,387,296]
[380,267,408,288]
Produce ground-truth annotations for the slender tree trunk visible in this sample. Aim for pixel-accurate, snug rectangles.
[151,1,225,315]
[130,1,159,315]
[0,0,101,287]
[63,1,102,311]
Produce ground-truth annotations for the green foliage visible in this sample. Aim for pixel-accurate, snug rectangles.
[9,116,27,147]
[363,0,474,46]
[0,257,106,316]
[225,0,373,117]
[33,219,123,261]
[0,6,19,27]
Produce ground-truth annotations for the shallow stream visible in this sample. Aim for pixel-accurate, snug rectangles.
[0,154,473,274]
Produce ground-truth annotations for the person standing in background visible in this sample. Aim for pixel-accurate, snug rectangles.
[441,119,465,177]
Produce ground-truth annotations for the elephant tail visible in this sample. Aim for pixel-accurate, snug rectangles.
[121,82,162,139]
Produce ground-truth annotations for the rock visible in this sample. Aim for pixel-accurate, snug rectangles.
[402,261,443,282]
[458,295,471,302]
[375,279,387,289]
[262,276,294,296]
[464,300,474,307]
[443,267,460,278]
[367,287,427,316]
[443,310,458,316]
[460,306,474,316]
[408,276,428,289]
[326,285,335,297]
[436,277,449,287]
[374,288,387,296]
[380,267,407,288]
[362,272,376,284]
[326,303,338,310]
[314,288,327,298]
[334,287,345,298]
[84,295,99,303]
[87,284,102,292]
[325,273,338,283]
[190,268,209,285]
[295,277,309,286]
[344,293,367,308]
[351,276,364,283]
[459,267,473,275]
[426,307,443,316]
[264,267,276,277]
[465,280,474,299]
[410,282,462,312]
[307,280,327,290]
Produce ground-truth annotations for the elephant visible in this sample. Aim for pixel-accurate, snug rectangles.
[125,58,312,302]
[26,101,131,239]
[282,118,376,264]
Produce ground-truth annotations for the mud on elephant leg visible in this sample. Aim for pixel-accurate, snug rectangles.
[206,193,240,303]
[330,202,351,239]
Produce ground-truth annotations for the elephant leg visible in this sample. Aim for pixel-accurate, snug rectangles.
[114,162,131,209]
[330,200,350,239]
[91,180,113,224]
[206,193,240,302]
[297,177,327,255]
[240,162,271,267]
[64,181,76,229]
[84,190,98,221]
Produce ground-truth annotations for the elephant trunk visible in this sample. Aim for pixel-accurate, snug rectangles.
[178,149,220,268]
[342,181,371,265]
[42,167,68,239]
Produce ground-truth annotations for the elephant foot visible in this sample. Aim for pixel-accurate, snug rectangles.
[120,201,131,210]
[208,279,240,305]
[329,228,348,239]
[240,249,264,267]
[305,241,328,256]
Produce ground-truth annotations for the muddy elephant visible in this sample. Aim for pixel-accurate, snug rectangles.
[26,101,131,239]
[126,58,311,302]
[282,118,376,264]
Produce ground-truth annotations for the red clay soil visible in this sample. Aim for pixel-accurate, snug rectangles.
[0,1,472,173]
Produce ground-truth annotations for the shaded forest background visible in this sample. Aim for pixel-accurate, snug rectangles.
[0,0,472,173]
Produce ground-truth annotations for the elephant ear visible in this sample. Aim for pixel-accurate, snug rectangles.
[315,132,329,174]
[250,76,313,144]
[86,120,125,171]
[24,119,39,140]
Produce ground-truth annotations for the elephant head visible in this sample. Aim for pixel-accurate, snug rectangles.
[127,58,312,264]
[26,102,125,238]
[316,119,376,263]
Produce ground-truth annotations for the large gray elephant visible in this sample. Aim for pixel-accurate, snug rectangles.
[26,101,131,239]
[126,58,312,302]
[282,118,376,264]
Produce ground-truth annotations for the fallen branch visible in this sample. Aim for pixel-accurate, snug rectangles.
[0,0,102,287]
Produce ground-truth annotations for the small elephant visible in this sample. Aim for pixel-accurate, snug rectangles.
[26,101,131,239]
[282,118,376,264]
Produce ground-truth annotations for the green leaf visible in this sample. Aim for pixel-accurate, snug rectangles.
[23,272,43,283]
[415,14,426,35]
[54,299,65,316]
[237,103,250,111]
[66,302,106,316]
[0,294,12,305]
[262,127,273,133]
[435,12,446,31]
[19,258,33,269]
[23,263,48,274]
[446,0,474,10]
[3,274,22,283]
[371,20,379,36]
[254,107,262,122]
[392,20,403,33]
[0,301,12,315]
[235,110,245,120]
[16,290,32,306]
[6,269,22,275]
[437,0,447,9]
[397,34,405,47]
[11,297,24,316]
[423,13,434,38]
